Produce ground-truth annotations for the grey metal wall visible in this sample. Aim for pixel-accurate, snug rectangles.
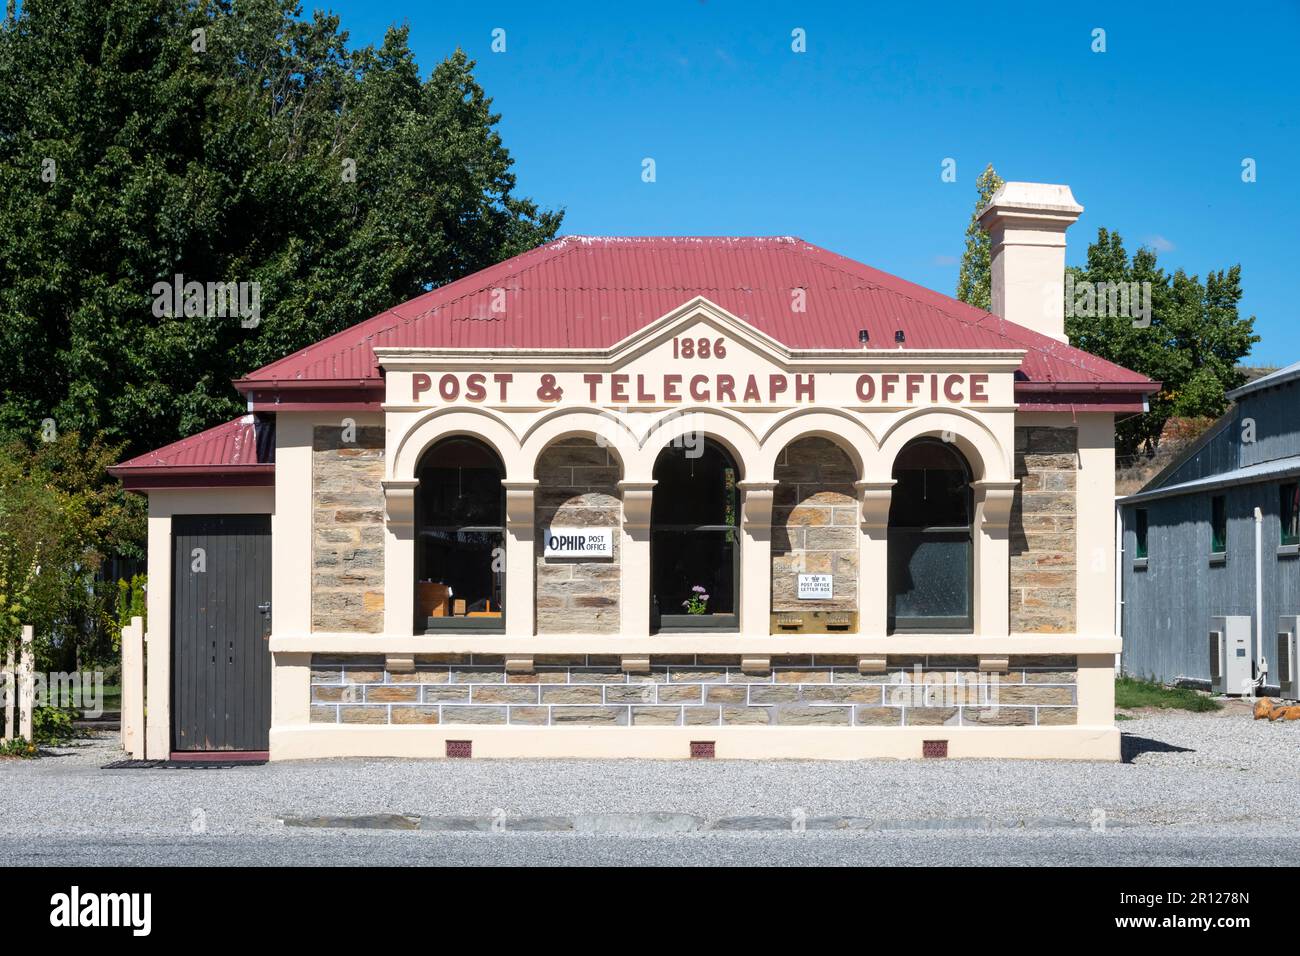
[1120,482,1300,683]
[1160,380,1300,488]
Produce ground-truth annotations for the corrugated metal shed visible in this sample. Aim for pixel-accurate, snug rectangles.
[236,236,1152,390]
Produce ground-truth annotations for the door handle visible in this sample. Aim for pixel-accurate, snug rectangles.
[257,602,271,614]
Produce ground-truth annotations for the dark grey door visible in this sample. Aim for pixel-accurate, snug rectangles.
[171,515,272,752]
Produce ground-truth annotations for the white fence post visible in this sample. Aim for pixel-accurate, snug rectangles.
[2,646,13,741]
[18,625,34,741]
[121,616,145,759]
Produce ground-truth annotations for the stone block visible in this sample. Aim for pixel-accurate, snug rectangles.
[472,684,540,704]
[750,685,800,704]
[631,707,681,726]
[366,685,419,703]
[339,706,387,724]
[854,706,901,726]
[440,706,508,725]
[508,706,551,725]
[391,706,440,725]
[657,683,702,703]
[684,706,721,726]
[540,685,603,704]
[775,706,851,726]
[903,707,959,726]
[550,706,626,725]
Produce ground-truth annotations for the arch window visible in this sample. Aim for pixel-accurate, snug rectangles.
[650,439,739,631]
[414,437,505,632]
[887,438,974,632]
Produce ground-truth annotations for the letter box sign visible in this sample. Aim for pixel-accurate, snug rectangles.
[544,527,614,558]
[797,574,833,600]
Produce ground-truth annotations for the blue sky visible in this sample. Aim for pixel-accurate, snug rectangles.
[317,0,1299,365]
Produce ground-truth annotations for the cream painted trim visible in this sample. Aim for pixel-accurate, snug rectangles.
[269,631,1121,655]
[270,723,1120,761]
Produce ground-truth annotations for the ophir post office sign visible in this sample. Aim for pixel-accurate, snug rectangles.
[544,527,615,558]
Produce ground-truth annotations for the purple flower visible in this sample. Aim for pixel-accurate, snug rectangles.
[692,585,707,593]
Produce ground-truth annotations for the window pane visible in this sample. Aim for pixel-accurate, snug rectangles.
[1282,484,1300,546]
[1135,509,1149,559]
[651,443,737,527]
[888,530,971,625]
[1211,496,1227,554]
[418,530,504,618]
[652,528,737,617]
[889,441,970,528]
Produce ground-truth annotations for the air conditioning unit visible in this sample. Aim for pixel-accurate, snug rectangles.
[1209,615,1252,696]
[1278,617,1299,699]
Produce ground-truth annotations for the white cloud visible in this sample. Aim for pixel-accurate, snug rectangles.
[1145,235,1176,253]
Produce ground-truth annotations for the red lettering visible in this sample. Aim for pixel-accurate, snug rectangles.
[743,375,762,402]
[931,375,939,403]
[880,374,899,402]
[438,374,459,401]
[969,373,988,402]
[794,374,815,402]
[610,374,629,403]
[583,373,602,402]
[769,374,788,402]
[465,373,486,402]
[906,373,923,403]
[412,373,432,401]
[663,374,682,402]
[856,374,875,402]
[493,373,512,401]
[636,374,654,402]
[944,374,964,402]
[689,374,710,401]
[716,374,736,403]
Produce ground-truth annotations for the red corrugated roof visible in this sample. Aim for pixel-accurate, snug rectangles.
[237,236,1152,388]
[110,415,274,488]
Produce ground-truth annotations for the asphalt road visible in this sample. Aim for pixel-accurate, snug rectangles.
[3,826,1298,867]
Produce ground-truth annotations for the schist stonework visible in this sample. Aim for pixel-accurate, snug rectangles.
[109,181,1156,761]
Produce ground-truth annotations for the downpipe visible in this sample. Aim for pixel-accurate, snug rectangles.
[1253,506,1268,692]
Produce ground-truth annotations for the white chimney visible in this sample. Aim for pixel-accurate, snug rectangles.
[977,182,1083,342]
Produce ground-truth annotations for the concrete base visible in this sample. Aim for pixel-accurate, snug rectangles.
[270,724,1121,762]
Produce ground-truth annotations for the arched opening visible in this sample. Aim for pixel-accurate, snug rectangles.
[770,436,859,626]
[887,438,973,632]
[533,436,622,634]
[650,438,739,631]
[414,437,505,632]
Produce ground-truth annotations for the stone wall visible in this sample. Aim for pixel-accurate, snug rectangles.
[312,424,386,632]
[771,437,859,612]
[534,438,621,633]
[1010,426,1077,633]
[309,654,1078,727]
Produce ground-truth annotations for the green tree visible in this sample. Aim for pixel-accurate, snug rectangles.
[1065,229,1258,456]
[0,433,145,667]
[0,0,561,457]
[955,164,1004,311]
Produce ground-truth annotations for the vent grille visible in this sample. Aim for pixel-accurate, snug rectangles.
[446,740,472,759]
[923,740,948,759]
[1278,632,1293,687]
[689,741,715,759]
[1208,631,1222,684]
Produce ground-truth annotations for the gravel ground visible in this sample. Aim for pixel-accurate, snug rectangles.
[1,706,1297,865]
